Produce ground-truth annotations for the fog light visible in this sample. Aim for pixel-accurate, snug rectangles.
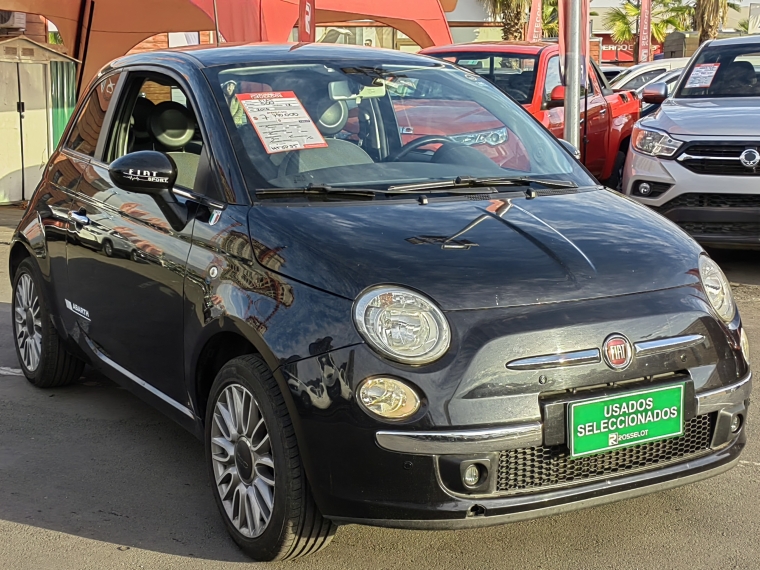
[638,182,652,196]
[357,377,420,420]
[463,464,482,487]
[740,328,750,363]
[730,414,743,434]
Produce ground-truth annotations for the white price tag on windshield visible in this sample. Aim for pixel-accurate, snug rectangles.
[685,63,720,88]
[237,91,328,154]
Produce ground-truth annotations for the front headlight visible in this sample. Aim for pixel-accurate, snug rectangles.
[632,125,682,157]
[353,286,450,365]
[450,127,508,147]
[740,328,750,363]
[699,256,736,323]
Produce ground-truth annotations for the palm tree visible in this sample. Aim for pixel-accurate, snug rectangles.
[737,18,749,33]
[542,0,560,38]
[478,0,532,40]
[695,0,730,42]
[603,0,690,44]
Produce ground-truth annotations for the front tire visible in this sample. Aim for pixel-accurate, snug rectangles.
[205,355,336,561]
[12,258,85,387]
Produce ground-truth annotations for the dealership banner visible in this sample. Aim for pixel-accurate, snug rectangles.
[298,0,316,42]
[638,0,652,62]
[558,0,590,83]
[527,0,543,43]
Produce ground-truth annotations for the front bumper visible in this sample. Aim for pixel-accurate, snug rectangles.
[339,372,750,529]
[622,149,760,248]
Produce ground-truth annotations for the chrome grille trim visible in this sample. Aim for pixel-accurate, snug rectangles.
[506,349,600,371]
[633,334,705,356]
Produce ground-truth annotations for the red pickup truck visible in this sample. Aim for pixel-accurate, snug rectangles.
[419,42,640,188]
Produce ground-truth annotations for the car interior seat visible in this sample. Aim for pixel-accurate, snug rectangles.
[278,96,374,177]
[149,101,201,189]
[129,97,156,152]
[712,61,757,95]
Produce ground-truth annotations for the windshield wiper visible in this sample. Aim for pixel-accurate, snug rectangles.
[387,176,578,193]
[255,184,378,199]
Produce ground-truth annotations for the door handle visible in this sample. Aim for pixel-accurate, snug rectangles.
[599,108,607,116]
[68,211,90,225]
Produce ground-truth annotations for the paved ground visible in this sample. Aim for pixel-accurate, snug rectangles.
[0,204,759,570]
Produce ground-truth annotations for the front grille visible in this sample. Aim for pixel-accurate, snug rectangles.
[659,193,760,210]
[678,222,760,237]
[678,143,760,176]
[496,414,714,495]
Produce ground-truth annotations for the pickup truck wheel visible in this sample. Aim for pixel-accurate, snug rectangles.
[12,258,85,387]
[206,355,336,561]
[604,151,626,191]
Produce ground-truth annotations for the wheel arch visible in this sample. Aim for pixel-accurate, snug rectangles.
[189,316,292,427]
[8,241,32,283]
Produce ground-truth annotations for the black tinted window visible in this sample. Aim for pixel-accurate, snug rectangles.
[64,73,122,157]
[677,44,760,98]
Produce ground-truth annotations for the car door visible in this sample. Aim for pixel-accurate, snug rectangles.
[65,69,201,406]
[580,67,611,177]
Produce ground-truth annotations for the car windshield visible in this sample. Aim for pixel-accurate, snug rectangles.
[676,43,760,98]
[204,58,593,194]
[425,53,539,104]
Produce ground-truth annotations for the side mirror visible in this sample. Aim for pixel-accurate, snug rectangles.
[109,150,177,194]
[559,138,581,160]
[642,82,668,105]
[545,85,565,109]
[109,151,188,231]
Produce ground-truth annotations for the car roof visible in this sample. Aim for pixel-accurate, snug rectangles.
[708,34,760,47]
[111,42,445,70]
[420,41,556,55]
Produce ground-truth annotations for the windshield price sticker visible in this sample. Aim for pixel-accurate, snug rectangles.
[237,91,328,154]
[685,63,721,88]
[568,384,684,458]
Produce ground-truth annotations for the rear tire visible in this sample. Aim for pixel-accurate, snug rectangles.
[205,355,336,561]
[603,150,626,192]
[12,258,85,388]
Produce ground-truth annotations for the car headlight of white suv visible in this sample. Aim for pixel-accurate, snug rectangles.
[632,125,683,158]
[699,256,736,323]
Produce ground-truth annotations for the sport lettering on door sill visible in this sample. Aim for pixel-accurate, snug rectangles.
[237,91,328,154]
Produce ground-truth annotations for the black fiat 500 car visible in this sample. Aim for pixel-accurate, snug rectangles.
[9,44,751,561]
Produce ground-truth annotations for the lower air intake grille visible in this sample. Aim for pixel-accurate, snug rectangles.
[496,414,715,494]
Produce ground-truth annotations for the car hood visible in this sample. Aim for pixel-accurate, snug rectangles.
[648,98,760,137]
[247,189,703,310]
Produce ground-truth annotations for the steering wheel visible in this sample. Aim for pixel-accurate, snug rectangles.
[386,135,454,162]
[506,89,529,101]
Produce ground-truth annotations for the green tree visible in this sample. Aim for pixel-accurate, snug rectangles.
[737,18,749,33]
[539,0,597,39]
[603,0,692,43]
[478,0,532,40]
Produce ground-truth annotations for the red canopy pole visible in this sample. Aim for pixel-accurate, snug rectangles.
[298,0,316,42]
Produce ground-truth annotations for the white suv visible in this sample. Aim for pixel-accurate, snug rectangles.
[622,35,760,249]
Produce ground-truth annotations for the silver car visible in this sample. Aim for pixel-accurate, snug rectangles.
[622,35,760,249]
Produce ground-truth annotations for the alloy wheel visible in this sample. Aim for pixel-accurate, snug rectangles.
[211,383,275,538]
[14,273,42,372]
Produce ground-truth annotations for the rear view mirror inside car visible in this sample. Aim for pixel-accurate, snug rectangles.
[328,80,386,102]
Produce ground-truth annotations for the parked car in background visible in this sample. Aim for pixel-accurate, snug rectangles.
[420,42,640,188]
[601,64,627,82]
[610,57,690,91]
[9,43,751,562]
[623,35,760,248]
[637,69,684,118]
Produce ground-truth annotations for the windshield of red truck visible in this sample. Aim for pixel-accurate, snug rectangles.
[426,53,539,105]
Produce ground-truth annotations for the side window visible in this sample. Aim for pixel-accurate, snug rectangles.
[623,69,666,90]
[544,56,562,101]
[64,73,122,157]
[104,74,208,193]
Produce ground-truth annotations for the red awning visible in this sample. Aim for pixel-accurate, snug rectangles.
[2,0,452,92]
